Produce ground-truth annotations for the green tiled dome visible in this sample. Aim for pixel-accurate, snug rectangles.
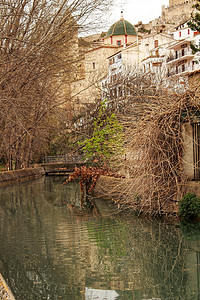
[106,19,137,37]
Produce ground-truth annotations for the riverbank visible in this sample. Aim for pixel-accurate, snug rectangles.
[93,175,200,216]
[93,175,131,199]
[1,167,200,217]
[0,167,45,186]
[0,161,85,186]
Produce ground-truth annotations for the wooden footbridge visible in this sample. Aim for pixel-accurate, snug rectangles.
[41,154,86,175]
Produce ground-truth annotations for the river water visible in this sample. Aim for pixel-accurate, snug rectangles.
[0,176,200,300]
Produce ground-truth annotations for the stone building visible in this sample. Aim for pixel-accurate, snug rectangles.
[71,12,138,115]
[103,12,138,46]
[66,2,200,184]
[162,0,195,26]
[101,32,176,99]
[69,0,199,114]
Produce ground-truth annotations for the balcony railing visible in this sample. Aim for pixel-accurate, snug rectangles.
[167,65,194,77]
[167,50,194,63]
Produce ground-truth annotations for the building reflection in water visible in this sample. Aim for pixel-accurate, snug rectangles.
[0,177,200,299]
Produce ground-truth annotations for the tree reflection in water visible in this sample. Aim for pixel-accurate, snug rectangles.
[0,177,199,299]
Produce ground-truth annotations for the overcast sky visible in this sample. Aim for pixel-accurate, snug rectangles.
[110,0,169,26]
[79,0,169,36]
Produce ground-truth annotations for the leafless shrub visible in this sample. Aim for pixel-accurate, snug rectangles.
[93,71,200,216]
[0,0,113,169]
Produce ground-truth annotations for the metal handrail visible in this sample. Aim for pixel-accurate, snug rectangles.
[44,155,85,163]
[167,50,193,62]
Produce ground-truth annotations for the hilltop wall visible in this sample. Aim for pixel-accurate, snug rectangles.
[169,0,194,7]
[137,0,195,35]
[162,1,194,25]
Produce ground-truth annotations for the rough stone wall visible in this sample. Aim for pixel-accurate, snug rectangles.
[181,123,194,180]
[169,0,194,7]
[162,1,194,25]
[0,167,45,186]
[138,0,195,36]
[71,46,118,114]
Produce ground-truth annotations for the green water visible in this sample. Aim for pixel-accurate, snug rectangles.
[0,176,200,299]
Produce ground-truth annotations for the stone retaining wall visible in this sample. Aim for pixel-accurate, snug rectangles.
[162,1,193,24]
[186,181,200,197]
[0,167,45,186]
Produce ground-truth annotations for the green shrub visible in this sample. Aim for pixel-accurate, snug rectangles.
[79,99,123,166]
[178,193,200,220]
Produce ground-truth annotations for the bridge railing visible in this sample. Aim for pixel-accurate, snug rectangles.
[44,154,86,164]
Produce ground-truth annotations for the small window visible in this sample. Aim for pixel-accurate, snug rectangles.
[179,31,181,37]
[93,62,95,69]
[176,66,178,74]
[182,64,185,72]
[117,40,121,46]
[118,53,122,60]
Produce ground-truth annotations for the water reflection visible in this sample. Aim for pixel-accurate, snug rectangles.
[0,177,200,299]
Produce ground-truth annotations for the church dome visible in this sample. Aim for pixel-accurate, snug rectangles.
[106,15,137,37]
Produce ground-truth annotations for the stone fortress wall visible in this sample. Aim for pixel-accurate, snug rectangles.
[162,0,195,25]
[137,0,196,35]
[169,0,194,6]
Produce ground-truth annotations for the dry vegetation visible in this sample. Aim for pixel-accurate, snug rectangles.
[91,74,200,217]
[0,0,112,170]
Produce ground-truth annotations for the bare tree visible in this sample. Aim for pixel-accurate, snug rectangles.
[77,70,199,217]
[0,0,112,170]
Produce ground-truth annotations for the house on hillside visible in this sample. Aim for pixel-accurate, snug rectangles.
[71,12,139,114]
[166,21,200,77]
[101,32,176,99]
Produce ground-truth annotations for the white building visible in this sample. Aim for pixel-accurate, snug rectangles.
[101,19,200,99]
[102,33,176,98]
[172,21,199,40]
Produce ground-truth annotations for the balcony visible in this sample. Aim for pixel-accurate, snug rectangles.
[167,64,195,77]
[142,55,165,64]
[167,50,194,64]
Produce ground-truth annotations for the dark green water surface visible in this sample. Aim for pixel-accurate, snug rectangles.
[1,177,200,299]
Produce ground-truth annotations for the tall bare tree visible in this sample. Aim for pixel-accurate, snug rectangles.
[0,0,112,170]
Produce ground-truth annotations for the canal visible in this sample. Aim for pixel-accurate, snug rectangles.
[0,176,200,299]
